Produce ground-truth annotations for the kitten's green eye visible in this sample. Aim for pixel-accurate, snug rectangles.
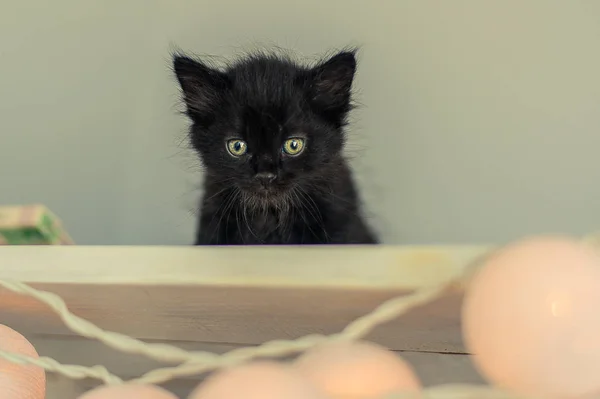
[227,139,247,156]
[282,138,305,156]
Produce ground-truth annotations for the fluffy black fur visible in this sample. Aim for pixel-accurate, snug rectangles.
[173,49,378,245]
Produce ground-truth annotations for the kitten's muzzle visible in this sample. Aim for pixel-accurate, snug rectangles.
[254,172,277,187]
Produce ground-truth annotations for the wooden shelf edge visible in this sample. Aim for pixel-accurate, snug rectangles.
[0,245,492,289]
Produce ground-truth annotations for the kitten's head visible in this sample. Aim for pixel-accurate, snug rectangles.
[173,49,357,206]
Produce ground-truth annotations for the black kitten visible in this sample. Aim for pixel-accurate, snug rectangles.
[173,49,378,245]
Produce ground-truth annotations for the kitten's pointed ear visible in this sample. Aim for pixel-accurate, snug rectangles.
[307,51,357,118]
[173,55,229,123]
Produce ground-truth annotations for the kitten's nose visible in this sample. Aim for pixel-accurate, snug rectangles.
[254,172,276,186]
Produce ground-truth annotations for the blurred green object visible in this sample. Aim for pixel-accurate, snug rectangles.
[0,204,74,245]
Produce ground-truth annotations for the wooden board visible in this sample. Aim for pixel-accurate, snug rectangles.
[0,246,489,351]
[0,245,492,398]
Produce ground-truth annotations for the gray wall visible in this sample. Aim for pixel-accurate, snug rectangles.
[1,0,599,245]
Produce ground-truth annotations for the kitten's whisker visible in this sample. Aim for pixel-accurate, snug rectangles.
[242,202,261,244]
[298,186,325,226]
[306,181,360,213]
[203,190,231,244]
[296,187,330,242]
[203,185,231,203]
[235,206,245,244]
[291,187,323,242]
[223,188,242,243]
[211,189,239,244]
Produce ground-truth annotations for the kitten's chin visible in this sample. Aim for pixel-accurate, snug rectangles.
[241,187,290,209]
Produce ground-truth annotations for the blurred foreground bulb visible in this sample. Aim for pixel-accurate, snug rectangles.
[0,324,45,399]
[77,384,178,399]
[463,236,600,398]
[188,361,329,399]
[294,340,421,399]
